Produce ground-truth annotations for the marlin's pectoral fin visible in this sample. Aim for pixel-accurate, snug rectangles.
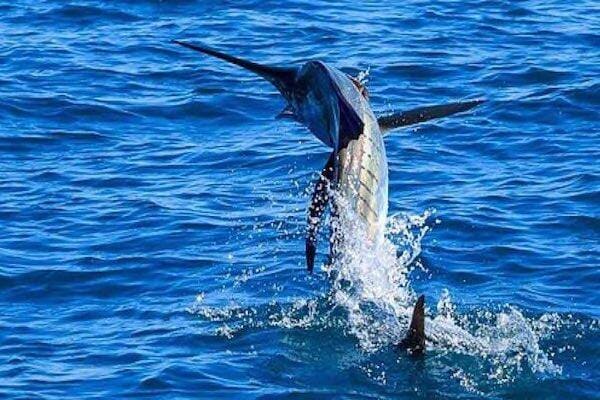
[306,152,335,273]
[337,88,365,149]
[398,295,425,356]
[377,99,485,133]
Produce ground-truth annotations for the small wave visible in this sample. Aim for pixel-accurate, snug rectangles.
[0,130,107,151]
[33,4,141,26]
[2,95,139,122]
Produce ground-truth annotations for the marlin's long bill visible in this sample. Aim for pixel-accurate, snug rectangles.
[172,40,298,98]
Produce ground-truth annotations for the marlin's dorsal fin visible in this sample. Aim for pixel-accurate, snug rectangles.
[398,295,425,356]
[378,100,484,133]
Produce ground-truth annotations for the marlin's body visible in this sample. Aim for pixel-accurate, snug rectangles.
[300,61,389,252]
[173,40,483,355]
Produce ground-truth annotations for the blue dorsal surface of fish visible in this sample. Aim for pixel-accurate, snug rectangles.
[172,41,482,273]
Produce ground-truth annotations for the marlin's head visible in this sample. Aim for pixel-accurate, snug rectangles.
[173,41,367,150]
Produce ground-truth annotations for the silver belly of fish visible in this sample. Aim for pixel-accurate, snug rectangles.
[338,120,389,241]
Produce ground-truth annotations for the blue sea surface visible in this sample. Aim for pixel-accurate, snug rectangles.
[1,1,599,398]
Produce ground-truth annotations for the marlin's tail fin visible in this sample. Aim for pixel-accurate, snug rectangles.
[398,295,425,356]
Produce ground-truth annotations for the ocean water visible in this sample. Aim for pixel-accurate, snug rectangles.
[1,0,599,398]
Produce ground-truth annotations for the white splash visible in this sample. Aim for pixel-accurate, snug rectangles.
[322,194,424,352]
[356,67,371,87]
[324,197,566,390]
[188,191,575,393]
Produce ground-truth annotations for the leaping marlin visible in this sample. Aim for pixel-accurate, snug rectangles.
[173,40,483,355]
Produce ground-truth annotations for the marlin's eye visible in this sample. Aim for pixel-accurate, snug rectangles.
[294,86,308,99]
